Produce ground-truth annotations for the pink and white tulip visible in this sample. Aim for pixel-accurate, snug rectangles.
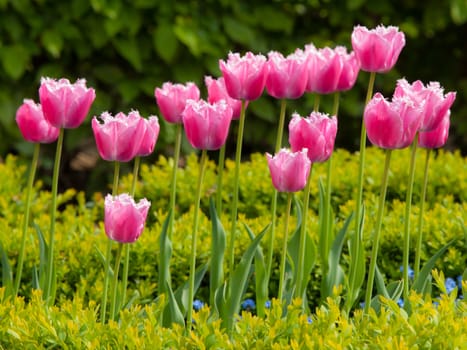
[92,111,146,162]
[351,25,406,73]
[136,116,160,157]
[104,193,151,243]
[219,52,268,101]
[418,111,450,149]
[266,148,311,193]
[205,76,244,120]
[39,77,96,129]
[182,99,233,150]
[289,112,338,163]
[16,99,59,143]
[265,49,309,99]
[364,93,422,149]
[155,82,200,124]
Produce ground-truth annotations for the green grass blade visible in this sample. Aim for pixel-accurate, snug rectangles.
[209,198,226,306]
[159,211,173,297]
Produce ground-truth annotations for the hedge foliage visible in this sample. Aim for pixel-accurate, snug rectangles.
[0,147,465,306]
[1,0,466,166]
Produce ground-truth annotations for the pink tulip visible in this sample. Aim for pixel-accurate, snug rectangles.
[336,47,360,91]
[394,79,456,132]
[288,112,338,163]
[418,111,450,149]
[306,46,342,94]
[136,116,160,157]
[265,49,308,99]
[92,111,146,162]
[182,99,233,150]
[39,77,96,129]
[351,25,406,73]
[104,193,150,243]
[205,76,245,120]
[219,51,268,101]
[16,99,59,143]
[364,93,422,149]
[155,82,200,124]
[266,148,311,193]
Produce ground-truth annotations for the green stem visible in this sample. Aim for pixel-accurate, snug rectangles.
[186,150,208,331]
[101,161,120,324]
[364,149,392,314]
[216,144,226,213]
[110,243,124,321]
[295,165,314,300]
[169,123,183,239]
[266,99,288,298]
[314,94,321,111]
[44,128,64,303]
[120,156,141,309]
[278,193,293,302]
[402,136,418,301]
[350,71,375,309]
[14,143,41,296]
[228,100,247,278]
[414,149,431,278]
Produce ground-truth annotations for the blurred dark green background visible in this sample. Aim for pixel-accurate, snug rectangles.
[1,0,465,193]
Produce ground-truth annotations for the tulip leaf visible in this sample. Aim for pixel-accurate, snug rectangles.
[0,241,13,296]
[412,239,455,294]
[158,211,173,298]
[162,281,185,327]
[245,223,268,317]
[34,223,49,292]
[209,198,226,306]
[173,263,208,315]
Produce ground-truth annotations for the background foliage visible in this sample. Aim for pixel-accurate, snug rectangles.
[0,0,466,193]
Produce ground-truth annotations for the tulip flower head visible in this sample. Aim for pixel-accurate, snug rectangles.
[92,111,146,162]
[266,148,311,193]
[418,111,450,149]
[289,112,338,163]
[136,116,160,157]
[265,49,309,99]
[364,93,422,149]
[205,76,245,120]
[336,47,360,91]
[219,51,268,101]
[306,46,343,94]
[394,79,456,132]
[351,25,406,73]
[39,77,96,129]
[16,99,60,143]
[155,82,200,124]
[182,99,233,150]
[104,193,151,243]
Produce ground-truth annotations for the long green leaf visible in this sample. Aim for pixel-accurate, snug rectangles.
[0,242,13,296]
[162,281,185,327]
[245,223,268,317]
[322,212,352,299]
[158,211,173,297]
[225,225,268,330]
[34,223,48,292]
[174,263,208,315]
[94,245,114,279]
[317,179,329,275]
[209,199,226,306]
[412,239,455,294]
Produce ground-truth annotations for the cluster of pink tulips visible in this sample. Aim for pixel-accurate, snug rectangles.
[13,24,456,330]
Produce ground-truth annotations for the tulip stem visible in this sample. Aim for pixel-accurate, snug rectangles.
[120,156,141,310]
[110,243,124,321]
[402,136,418,302]
[278,193,293,302]
[295,166,313,301]
[414,148,431,278]
[14,143,40,296]
[216,144,226,213]
[364,149,392,314]
[266,99,288,305]
[101,161,120,324]
[228,100,247,279]
[350,71,375,311]
[169,123,183,239]
[186,149,208,331]
[44,128,64,304]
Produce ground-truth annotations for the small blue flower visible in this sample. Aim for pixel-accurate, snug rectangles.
[445,277,457,294]
[265,300,271,309]
[241,298,256,311]
[307,316,313,324]
[359,301,365,309]
[399,265,414,279]
[397,298,404,308]
[193,299,204,311]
